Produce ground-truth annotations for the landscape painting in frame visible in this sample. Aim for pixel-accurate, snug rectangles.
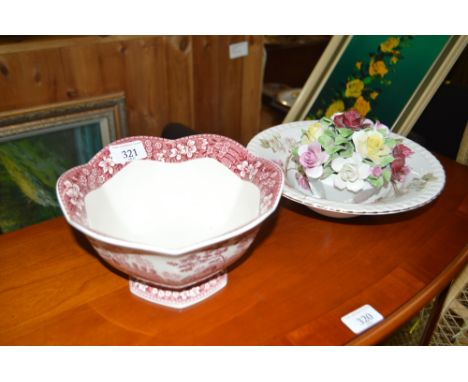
[0,94,127,233]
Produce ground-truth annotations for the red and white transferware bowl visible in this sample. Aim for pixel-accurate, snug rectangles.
[56,135,284,309]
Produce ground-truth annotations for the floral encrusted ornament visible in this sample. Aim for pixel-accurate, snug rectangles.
[289,110,414,203]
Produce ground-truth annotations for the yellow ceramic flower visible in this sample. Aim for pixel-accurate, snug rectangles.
[325,100,345,118]
[302,121,325,144]
[367,133,386,161]
[353,96,371,117]
[353,130,390,165]
[345,79,365,98]
[390,56,399,65]
[369,59,389,78]
[355,61,362,70]
[380,37,400,53]
[370,91,379,100]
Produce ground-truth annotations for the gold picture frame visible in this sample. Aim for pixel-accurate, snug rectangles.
[0,92,127,141]
[0,93,127,233]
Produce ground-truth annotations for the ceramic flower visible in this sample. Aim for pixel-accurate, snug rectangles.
[290,110,412,197]
[298,142,329,179]
[390,157,410,182]
[333,110,364,130]
[352,129,391,165]
[302,121,325,144]
[332,153,371,192]
[373,120,390,136]
[390,143,413,181]
[393,143,413,159]
[295,172,310,190]
[371,166,383,177]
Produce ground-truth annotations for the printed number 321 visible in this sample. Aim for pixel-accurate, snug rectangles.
[122,149,138,159]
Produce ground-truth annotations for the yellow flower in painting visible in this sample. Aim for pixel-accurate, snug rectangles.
[355,61,362,70]
[370,91,379,100]
[325,100,345,118]
[344,79,365,98]
[353,96,371,117]
[380,37,400,53]
[390,56,399,65]
[369,59,389,78]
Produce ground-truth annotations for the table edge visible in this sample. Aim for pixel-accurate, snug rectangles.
[346,245,468,345]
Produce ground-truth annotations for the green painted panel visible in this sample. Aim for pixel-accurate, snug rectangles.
[0,122,103,233]
[307,35,450,126]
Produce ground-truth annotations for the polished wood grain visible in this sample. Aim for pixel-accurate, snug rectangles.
[0,155,466,345]
[0,36,263,144]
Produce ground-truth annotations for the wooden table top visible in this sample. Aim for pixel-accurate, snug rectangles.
[1,155,467,345]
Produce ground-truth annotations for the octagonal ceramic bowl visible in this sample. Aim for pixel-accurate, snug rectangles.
[56,135,283,309]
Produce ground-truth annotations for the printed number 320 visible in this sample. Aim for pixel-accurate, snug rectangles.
[357,313,374,325]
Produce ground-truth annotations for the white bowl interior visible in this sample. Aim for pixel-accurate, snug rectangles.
[84,158,261,250]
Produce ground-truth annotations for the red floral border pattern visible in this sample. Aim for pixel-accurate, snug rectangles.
[57,135,283,226]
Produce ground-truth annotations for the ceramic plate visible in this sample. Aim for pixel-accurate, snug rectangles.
[247,121,446,218]
[276,88,302,108]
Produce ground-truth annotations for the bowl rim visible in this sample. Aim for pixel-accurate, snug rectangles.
[56,134,284,256]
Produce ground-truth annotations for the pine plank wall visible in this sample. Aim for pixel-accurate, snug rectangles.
[0,36,264,145]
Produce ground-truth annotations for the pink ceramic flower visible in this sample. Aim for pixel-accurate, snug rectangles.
[371,166,382,177]
[391,144,413,182]
[391,157,410,182]
[298,142,329,179]
[393,143,414,159]
[333,110,366,131]
[373,121,390,135]
[295,172,310,190]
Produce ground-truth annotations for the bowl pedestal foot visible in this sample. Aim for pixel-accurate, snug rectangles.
[129,272,227,309]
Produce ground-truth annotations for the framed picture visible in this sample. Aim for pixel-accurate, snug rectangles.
[284,36,467,136]
[0,93,127,233]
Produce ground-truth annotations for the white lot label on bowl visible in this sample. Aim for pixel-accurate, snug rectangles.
[110,141,147,164]
[341,304,383,334]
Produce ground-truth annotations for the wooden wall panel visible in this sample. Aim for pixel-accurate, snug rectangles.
[164,36,194,128]
[192,36,221,136]
[122,38,170,137]
[0,36,263,144]
[241,36,264,144]
[59,44,105,97]
[217,36,244,141]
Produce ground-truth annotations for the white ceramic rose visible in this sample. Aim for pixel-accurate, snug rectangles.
[331,153,371,192]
